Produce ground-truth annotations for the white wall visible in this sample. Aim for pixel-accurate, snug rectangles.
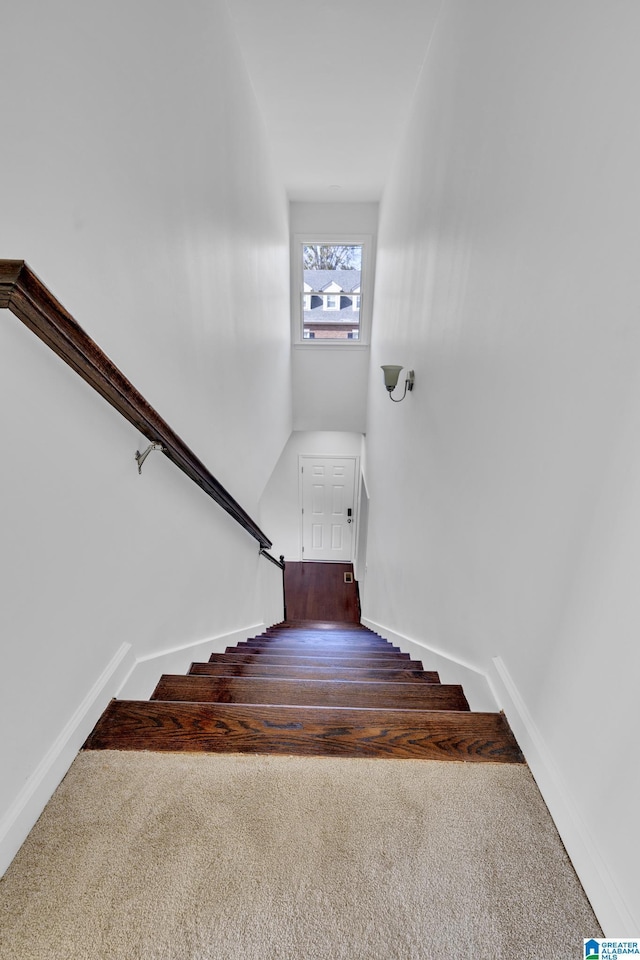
[0,0,291,874]
[290,203,377,432]
[363,0,640,934]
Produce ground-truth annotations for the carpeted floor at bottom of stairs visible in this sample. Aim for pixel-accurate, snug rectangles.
[0,751,601,959]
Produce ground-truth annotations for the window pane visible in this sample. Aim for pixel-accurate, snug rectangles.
[302,243,362,341]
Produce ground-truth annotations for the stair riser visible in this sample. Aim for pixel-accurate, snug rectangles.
[260,632,385,641]
[189,662,441,683]
[236,637,402,653]
[227,646,410,659]
[151,676,469,710]
[251,633,398,642]
[210,653,425,669]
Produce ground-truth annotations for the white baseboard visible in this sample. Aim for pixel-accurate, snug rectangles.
[0,641,133,877]
[116,623,266,699]
[0,621,267,878]
[490,656,637,935]
[360,617,498,712]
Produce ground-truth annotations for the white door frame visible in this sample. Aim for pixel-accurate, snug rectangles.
[298,455,360,562]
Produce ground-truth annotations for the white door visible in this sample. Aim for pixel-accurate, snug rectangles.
[300,456,357,562]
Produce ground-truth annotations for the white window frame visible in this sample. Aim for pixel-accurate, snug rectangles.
[292,233,373,346]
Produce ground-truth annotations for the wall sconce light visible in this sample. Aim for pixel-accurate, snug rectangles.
[381,365,415,402]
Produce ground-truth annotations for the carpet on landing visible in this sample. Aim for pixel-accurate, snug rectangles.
[0,751,601,959]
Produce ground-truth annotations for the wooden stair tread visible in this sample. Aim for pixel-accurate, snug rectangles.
[267,627,377,631]
[248,629,389,639]
[210,652,425,669]
[271,620,374,631]
[261,633,385,640]
[189,662,441,683]
[151,675,469,710]
[84,700,523,762]
[227,645,411,659]
[235,637,402,654]
[261,628,386,639]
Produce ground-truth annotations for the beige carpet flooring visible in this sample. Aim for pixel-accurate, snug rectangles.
[0,751,601,959]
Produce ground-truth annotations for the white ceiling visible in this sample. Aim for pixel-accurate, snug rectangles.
[226,0,442,202]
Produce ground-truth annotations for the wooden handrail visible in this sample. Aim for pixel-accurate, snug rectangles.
[260,550,285,569]
[0,260,281,561]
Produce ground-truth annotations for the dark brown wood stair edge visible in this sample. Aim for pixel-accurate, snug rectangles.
[149,674,471,710]
[84,700,524,763]
[249,622,381,635]
[189,662,442,682]
[235,636,398,645]
[208,652,427,669]
[264,621,380,633]
[226,646,412,660]
[0,260,279,559]
[255,627,380,643]
[261,624,382,633]
[238,638,403,649]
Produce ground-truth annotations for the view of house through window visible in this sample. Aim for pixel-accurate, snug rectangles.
[301,243,362,340]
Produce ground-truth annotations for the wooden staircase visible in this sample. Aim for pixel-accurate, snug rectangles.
[85,620,524,763]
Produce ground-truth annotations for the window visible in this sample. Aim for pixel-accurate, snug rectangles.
[293,235,372,344]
